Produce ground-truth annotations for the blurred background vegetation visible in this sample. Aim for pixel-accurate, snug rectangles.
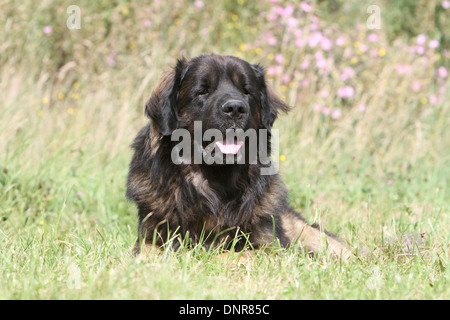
[1,1,448,81]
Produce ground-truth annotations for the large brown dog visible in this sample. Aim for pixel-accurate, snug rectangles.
[127,54,353,259]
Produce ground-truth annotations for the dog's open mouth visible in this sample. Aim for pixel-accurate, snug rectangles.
[200,136,246,164]
[214,139,244,155]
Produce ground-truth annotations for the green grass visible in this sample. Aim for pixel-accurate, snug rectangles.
[0,0,449,299]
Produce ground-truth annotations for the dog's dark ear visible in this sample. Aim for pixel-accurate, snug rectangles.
[145,58,188,136]
[252,64,290,132]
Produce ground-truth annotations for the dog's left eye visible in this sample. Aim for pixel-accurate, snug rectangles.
[197,88,209,96]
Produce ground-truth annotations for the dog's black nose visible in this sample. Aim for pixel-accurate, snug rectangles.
[221,100,248,118]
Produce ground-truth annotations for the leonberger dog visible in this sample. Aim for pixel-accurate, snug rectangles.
[127,54,353,260]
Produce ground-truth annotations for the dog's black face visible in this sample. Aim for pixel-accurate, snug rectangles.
[145,54,289,165]
[177,55,261,134]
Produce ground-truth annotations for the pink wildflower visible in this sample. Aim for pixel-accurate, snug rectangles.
[340,67,355,81]
[417,34,426,45]
[331,108,342,119]
[429,40,439,49]
[411,80,421,92]
[300,1,311,12]
[267,66,282,76]
[357,103,366,112]
[300,59,310,70]
[438,66,448,78]
[286,17,298,28]
[295,38,305,47]
[281,74,291,84]
[416,46,425,55]
[274,53,284,64]
[321,106,331,115]
[194,0,204,8]
[272,5,285,16]
[284,4,295,16]
[301,79,309,88]
[395,64,413,75]
[299,2,312,12]
[43,26,53,34]
[307,32,322,47]
[337,86,355,98]
[335,36,346,47]
[367,33,379,42]
[358,43,368,53]
[107,50,116,67]
[312,104,321,112]
[266,34,277,46]
[321,37,333,51]
[316,58,326,69]
[429,94,438,105]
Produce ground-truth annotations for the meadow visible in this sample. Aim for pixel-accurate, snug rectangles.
[0,0,449,299]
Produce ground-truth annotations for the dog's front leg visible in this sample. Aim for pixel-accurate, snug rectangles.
[281,211,354,260]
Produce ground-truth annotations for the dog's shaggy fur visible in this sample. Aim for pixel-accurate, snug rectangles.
[127,54,352,259]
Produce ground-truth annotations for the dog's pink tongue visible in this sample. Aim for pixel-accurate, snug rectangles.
[215,140,244,155]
